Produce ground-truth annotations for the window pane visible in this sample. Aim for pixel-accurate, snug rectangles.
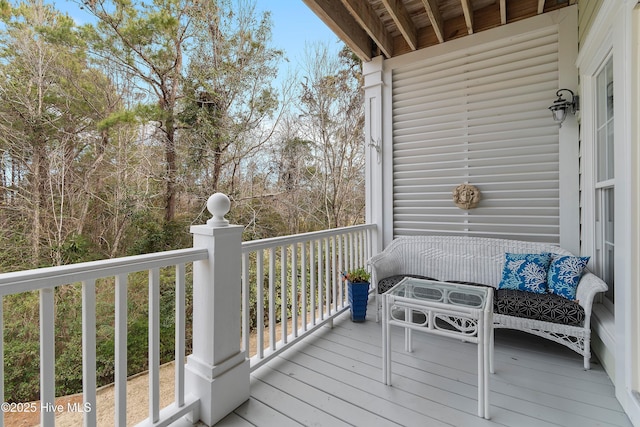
[604,188,614,246]
[603,188,615,302]
[606,60,614,121]
[597,67,607,125]
[597,127,607,181]
[596,58,614,182]
[594,56,615,308]
[607,118,614,180]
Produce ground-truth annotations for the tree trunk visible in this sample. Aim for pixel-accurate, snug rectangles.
[31,143,48,266]
[77,129,109,236]
[164,116,177,223]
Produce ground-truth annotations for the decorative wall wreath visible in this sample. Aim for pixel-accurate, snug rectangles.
[453,184,481,210]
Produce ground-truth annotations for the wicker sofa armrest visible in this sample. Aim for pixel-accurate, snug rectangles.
[575,272,609,320]
[368,248,404,289]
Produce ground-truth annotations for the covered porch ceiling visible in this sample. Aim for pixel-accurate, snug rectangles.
[302,0,576,61]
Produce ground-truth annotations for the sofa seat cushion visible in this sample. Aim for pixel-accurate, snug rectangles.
[495,289,585,327]
[377,275,435,294]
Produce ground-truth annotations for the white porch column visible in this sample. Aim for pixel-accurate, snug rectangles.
[557,5,579,255]
[364,55,385,253]
[186,193,249,426]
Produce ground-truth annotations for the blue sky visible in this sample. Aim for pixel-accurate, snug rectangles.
[254,1,342,61]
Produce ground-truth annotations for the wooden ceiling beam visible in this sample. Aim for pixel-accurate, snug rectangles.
[420,0,445,43]
[302,0,373,61]
[340,0,394,58]
[460,0,474,35]
[537,0,546,14]
[500,0,507,24]
[381,0,418,51]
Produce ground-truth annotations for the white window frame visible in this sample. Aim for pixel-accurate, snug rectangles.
[631,2,640,400]
[592,55,615,312]
[577,2,640,424]
[580,50,618,379]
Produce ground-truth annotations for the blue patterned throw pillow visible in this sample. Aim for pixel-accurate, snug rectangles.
[498,253,552,294]
[547,255,590,300]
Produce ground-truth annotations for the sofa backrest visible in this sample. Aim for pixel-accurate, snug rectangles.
[388,235,574,287]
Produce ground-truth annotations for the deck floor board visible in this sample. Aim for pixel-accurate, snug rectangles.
[220,304,632,427]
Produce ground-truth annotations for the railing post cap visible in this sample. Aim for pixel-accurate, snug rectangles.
[206,193,230,227]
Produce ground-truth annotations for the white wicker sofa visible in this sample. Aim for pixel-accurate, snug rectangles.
[368,235,608,369]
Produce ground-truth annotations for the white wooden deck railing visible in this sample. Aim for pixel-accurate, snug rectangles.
[241,224,375,370]
[0,248,208,427]
[0,193,376,427]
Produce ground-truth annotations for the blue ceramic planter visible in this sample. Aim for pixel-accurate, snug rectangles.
[347,281,370,322]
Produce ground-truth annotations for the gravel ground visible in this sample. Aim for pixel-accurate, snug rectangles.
[6,362,178,427]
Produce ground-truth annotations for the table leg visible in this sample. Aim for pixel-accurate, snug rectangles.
[386,318,392,384]
[382,296,393,385]
[484,311,491,418]
[382,296,387,383]
[404,307,413,352]
[488,288,495,375]
[489,325,495,374]
[477,319,484,418]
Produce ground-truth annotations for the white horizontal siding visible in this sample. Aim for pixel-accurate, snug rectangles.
[392,26,561,243]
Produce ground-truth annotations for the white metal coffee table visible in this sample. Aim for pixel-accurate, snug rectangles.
[381,277,494,419]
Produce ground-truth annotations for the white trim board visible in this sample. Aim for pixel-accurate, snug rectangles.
[576,1,640,425]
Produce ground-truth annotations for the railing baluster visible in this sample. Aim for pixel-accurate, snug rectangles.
[291,243,298,339]
[355,231,360,267]
[350,232,355,271]
[40,287,55,427]
[115,273,127,427]
[149,268,161,423]
[281,246,288,344]
[338,235,344,308]
[356,232,360,270]
[242,253,250,354]
[175,264,186,407]
[359,231,365,267]
[269,247,276,351]
[317,239,323,320]
[301,242,308,331]
[82,279,97,427]
[357,232,361,268]
[346,233,351,272]
[324,237,333,317]
[310,241,316,325]
[256,250,264,359]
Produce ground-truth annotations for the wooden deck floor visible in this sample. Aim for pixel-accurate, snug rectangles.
[216,304,632,427]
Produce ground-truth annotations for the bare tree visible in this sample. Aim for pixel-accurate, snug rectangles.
[298,44,365,229]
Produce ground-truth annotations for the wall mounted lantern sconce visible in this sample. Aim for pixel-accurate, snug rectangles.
[369,137,381,164]
[548,89,579,127]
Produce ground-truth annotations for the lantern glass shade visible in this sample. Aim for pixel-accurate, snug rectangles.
[551,106,567,123]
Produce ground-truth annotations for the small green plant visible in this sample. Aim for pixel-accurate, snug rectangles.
[342,267,371,283]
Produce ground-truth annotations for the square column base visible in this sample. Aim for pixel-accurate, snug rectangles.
[185,355,250,426]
